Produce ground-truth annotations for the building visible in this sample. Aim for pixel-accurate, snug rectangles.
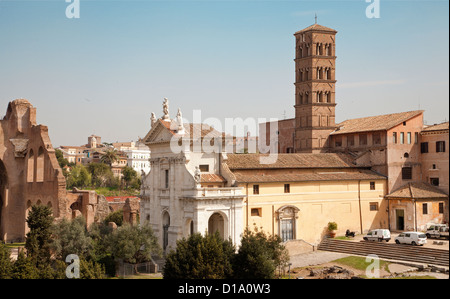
[0,99,110,242]
[420,122,449,195]
[294,23,337,153]
[140,102,245,252]
[123,140,151,175]
[223,153,388,245]
[329,110,424,193]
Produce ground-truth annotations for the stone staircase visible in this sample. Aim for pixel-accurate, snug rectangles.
[318,238,449,267]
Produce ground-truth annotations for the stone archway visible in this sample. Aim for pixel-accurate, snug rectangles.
[162,211,170,250]
[208,212,225,239]
[0,159,8,241]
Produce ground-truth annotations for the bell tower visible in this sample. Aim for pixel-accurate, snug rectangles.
[294,23,337,153]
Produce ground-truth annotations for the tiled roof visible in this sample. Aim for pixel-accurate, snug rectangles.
[331,110,424,135]
[422,122,449,132]
[226,153,356,170]
[386,182,448,199]
[201,174,226,183]
[294,23,337,34]
[232,169,386,183]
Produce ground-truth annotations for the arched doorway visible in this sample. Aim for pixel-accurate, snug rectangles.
[0,159,7,241]
[162,211,170,250]
[208,212,225,239]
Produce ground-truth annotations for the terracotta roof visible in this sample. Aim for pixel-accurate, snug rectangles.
[294,23,337,34]
[232,169,386,183]
[331,110,424,135]
[422,122,449,132]
[201,174,226,183]
[226,153,356,170]
[386,182,448,199]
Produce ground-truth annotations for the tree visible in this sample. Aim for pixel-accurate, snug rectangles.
[0,243,12,279]
[103,209,123,227]
[106,222,161,265]
[121,166,139,189]
[232,227,289,279]
[163,232,235,279]
[50,216,93,260]
[87,162,114,187]
[67,164,91,189]
[11,250,39,279]
[101,149,119,166]
[25,205,54,265]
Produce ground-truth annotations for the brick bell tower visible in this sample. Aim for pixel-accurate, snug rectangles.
[294,23,337,153]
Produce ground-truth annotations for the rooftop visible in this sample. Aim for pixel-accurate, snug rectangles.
[294,23,337,34]
[386,182,448,199]
[331,110,424,135]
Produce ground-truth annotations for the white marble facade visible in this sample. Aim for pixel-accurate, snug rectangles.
[140,102,244,252]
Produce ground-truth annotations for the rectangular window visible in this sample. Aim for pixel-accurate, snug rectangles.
[400,132,404,144]
[199,164,209,172]
[430,178,439,186]
[436,141,446,152]
[370,182,376,190]
[359,134,367,146]
[414,132,419,144]
[165,169,169,188]
[347,135,354,147]
[421,142,428,153]
[335,136,342,147]
[253,185,260,195]
[439,202,444,214]
[407,132,411,144]
[422,203,428,215]
[251,208,262,217]
[373,132,381,145]
[284,184,290,193]
[402,167,412,180]
[369,202,379,211]
[393,132,397,144]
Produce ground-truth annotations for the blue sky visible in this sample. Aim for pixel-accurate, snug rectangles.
[0,0,448,147]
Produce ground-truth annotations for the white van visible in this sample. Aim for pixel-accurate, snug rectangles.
[363,229,391,242]
[394,232,427,246]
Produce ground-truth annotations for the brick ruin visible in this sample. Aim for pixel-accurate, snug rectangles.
[0,99,133,242]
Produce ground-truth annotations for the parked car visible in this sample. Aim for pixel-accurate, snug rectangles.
[395,232,427,246]
[426,224,449,240]
[363,229,391,242]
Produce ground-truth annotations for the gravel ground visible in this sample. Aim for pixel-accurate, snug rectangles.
[289,250,350,268]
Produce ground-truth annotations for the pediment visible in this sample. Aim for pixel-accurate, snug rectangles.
[143,120,175,144]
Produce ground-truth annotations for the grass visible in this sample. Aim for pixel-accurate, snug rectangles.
[332,255,391,272]
[4,242,25,248]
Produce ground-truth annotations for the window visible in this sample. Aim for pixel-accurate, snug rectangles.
[335,136,342,147]
[407,132,411,144]
[347,135,354,147]
[199,165,209,172]
[253,185,260,195]
[422,203,428,215]
[414,132,419,144]
[421,142,428,153]
[284,184,290,193]
[400,132,404,144]
[165,169,169,188]
[370,182,375,190]
[439,203,444,214]
[430,178,439,186]
[373,132,381,145]
[359,134,367,146]
[369,202,379,211]
[402,167,412,180]
[436,141,446,152]
[432,164,437,169]
[404,152,409,158]
[251,208,262,217]
[393,132,397,144]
